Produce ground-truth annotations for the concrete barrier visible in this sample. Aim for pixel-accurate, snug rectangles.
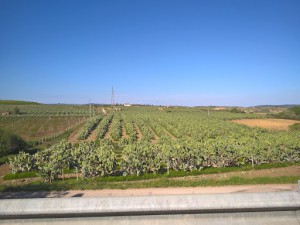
[0,191,300,219]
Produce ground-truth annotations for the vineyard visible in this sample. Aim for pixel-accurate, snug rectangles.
[7,106,300,182]
[0,104,94,144]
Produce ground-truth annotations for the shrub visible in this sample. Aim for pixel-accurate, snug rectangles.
[0,129,27,157]
[289,123,300,131]
[230,108,245,113]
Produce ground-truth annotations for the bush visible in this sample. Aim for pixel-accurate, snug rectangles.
[290,106,300,116]
[230,108,245,113]
[289,123,300,131]
[274,106,300,120]
[0,129,27,157]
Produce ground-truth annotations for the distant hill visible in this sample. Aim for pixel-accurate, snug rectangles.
[273,106,300,120]
[0,100,40,105]
[254,104,300,108]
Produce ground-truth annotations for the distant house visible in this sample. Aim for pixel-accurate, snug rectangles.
[213,107,226,111]
[124,103,131,107]
[1,111,10,116]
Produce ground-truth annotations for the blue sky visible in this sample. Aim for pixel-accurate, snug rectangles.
[0,0,299,106]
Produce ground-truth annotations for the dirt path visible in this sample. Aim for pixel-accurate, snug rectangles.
[161,125,177,141]
[68,126,83,144]
[121,122,129,139]
[87,127,98,142]
[104,121,113,140]
[147,125,159,143]
[134,123,143,141]
[0,164,10,177]
[0,184,297,199]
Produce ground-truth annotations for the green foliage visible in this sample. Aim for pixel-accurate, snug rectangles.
[9,152,35,174]
[289,123,300,131]
[13,107,21,114]
[111,113,122,141]
[0,129,27,157]
[81,143,117,178]
[5,106,300,184]
[290,106,300,115]
[273,106,300,120]
[34,139,72,182]
[229,108,245,113]
[96,115,113,139]
[121,142,162,176]
[77,115,102,140]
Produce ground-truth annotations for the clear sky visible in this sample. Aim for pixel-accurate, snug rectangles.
[0,0,299,106]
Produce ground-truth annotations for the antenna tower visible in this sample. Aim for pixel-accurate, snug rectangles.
[89,99,92,118]
[111,86,115,108]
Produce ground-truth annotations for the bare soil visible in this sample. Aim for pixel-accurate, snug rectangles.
[121,122,129,139]
[68,126,83,144]
[147,125,159,144]
[231,119,299,131]
[104,121,113,140]
[134,123,143,141]
[87,127,98,142]
[161,126,177,141]
[0,184,297,199]
[0,164,10,177]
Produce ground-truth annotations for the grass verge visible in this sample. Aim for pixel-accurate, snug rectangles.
[0,175,298,192]
[3,172,38,180]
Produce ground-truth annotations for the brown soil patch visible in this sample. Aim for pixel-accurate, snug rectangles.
[104,121,113,141]
[121,122,129,139]
[232,119,299,130]
[147,125,159,144]
[0,164,10,177]
[87,127,98,142]
[1,184,296,199]
[68,126,84,144]
[134,123,143,141]
[161,126,177,141]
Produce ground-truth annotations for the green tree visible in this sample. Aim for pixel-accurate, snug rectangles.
[0,129,27,157]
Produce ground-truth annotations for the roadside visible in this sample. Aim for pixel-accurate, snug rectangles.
[0,184,297,199]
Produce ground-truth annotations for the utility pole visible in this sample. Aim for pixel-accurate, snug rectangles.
[89,99,92,119]
[111,86,115,109]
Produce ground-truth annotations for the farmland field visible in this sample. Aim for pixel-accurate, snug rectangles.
[232,119,299,131]
[0,104,94,143]
[1,105,300,188]
[0,116,87,141]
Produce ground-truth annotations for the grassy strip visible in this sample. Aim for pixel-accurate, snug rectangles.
[3,161,299,181]
[0,176,298,192]
[96,161,300,182]
[3,172,37,180]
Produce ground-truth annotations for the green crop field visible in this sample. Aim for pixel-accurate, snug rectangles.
[4,105,300,184]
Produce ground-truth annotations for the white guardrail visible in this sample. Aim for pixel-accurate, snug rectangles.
[0,190,300,219]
